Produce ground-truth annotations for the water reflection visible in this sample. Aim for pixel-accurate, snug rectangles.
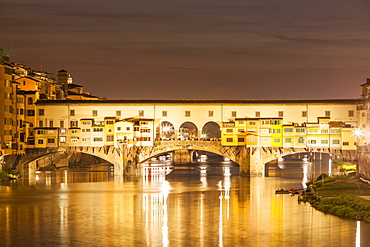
[0,158,369,246]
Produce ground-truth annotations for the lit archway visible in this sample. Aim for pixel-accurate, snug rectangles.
[156,121,175,140]
[201,121,221,140]
[178,122,198,140]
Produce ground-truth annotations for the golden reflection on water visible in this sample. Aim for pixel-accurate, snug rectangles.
[0,163,369,246]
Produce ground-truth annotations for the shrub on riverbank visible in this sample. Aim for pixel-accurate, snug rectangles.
[311,196,370,222]
[303,175,370,222]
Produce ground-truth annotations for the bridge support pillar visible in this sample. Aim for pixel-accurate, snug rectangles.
[173,150,192,163]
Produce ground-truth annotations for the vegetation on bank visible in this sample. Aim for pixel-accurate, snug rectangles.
[301,173,370,223]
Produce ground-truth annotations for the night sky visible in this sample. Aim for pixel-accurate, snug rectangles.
[1,0,369,100]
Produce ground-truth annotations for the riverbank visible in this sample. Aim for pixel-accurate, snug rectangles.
[302,175,370,222]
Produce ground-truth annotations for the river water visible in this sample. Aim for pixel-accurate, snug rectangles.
[1,153,369,247]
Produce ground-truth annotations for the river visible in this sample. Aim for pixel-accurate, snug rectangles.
[0,153,369,247]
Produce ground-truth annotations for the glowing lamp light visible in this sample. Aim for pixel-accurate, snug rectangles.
[354,128,362,137]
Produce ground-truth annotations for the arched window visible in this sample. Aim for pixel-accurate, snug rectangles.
[27,97,33,105]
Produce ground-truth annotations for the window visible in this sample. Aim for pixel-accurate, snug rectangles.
[20,108,24,115]
[70,109,75,116]
[38,139,44,145]
[106,120,114,125]
[270,129,281,133]
[249,122,256,125]
[274,138,280,143]
[92,110,98,116]
[49,120,53,128]
[117,127,121,131]
[70,121,78,128]
[249,137,255,142]
[302,111,307,117]
[47,138,55,144]
[209,111,214,117]
[162,111,167,117]
[38,109,44,116]
[332,140,340,144]
[139,110,144,117]
[261,137,270,142]
[308,140,316,144]
[106,135,114,142]
[321,140,329,144]
[60,137,66,143]
[285,138,292,143]
[231,111,237,117]
[362,112,366,117]
[116,110,121,117]
[93,128,103,132]
[298,137,304,143]
[37,130,45,135]
[262,120,269,125]
[126,127,130,131]
[82,137,91,142]
[60,129,66,133]
[325,111,330,117]
[321,129,329,133]
[296,128,305,133]
[140,137,151,142]
[255,111,260,117]
[185,111,191,117]
[238,138,245,142]
[39,121,43,127]
[226,138,233,142]
[28,97,33,105]
[261,129,269,133]
[284,128,293,133]
[271,120,281,125]
[278,111,284,117]
[71,130,78,134]
[27,110,35,116]
[238,129,245,133]
[343,142,349,146]
[348,110,354,117]
[60,121,64,128]
[226,129,233,133]
[239,121,244,124]
[93,137,103,142]
[71,138,79,143]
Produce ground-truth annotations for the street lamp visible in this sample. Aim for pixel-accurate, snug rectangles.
[354,128,362,146]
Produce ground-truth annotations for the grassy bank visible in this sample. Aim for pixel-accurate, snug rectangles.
[302,175,370,222]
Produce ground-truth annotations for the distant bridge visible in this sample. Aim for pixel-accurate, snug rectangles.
[10,140,357,176]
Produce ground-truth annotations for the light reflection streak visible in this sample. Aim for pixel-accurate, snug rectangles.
[356,220,361,247]
[142,167,171,247]
[302,161,308,189]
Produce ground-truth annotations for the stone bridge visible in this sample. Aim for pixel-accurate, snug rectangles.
[8,141,357,176]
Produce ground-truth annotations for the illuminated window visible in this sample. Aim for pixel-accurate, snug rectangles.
[60,137,66,143]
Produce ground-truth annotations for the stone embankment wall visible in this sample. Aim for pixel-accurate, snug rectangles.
[357,146,370,179]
